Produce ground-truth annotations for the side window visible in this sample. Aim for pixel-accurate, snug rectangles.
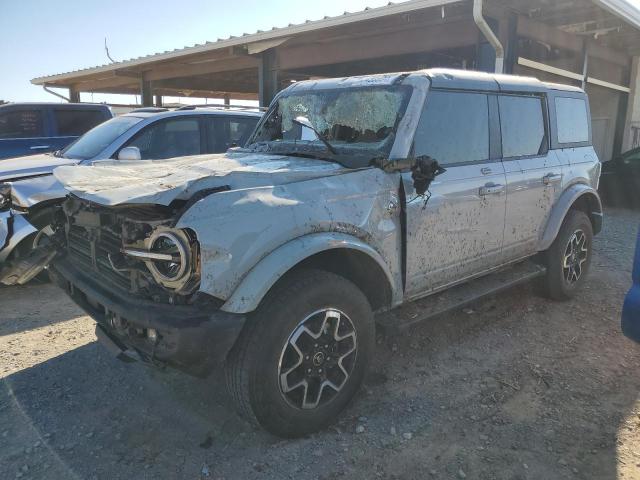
[414,91,489,165]
[0,109,44,139]
[125,118,201,159]
[499,95,547,158]
[206,117,259,153]
[54,109,106,136]
[555,97,589,144]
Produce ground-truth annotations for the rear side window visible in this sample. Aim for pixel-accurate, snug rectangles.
[555,97,589,144]
[54,109,106,136]
[413,91,489,166]
[0,109,44,139]
[499,96,546,158]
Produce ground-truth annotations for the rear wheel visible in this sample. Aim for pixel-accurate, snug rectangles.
[225,269,374,438]
[540,210,593,300]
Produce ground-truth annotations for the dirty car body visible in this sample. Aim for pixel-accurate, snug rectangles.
[20,69,602,437]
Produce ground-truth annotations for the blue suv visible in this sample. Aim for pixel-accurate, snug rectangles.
[622,229,640,342]
[0,103,113,159]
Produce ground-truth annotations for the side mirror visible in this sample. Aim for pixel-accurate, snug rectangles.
[117,146,141,161]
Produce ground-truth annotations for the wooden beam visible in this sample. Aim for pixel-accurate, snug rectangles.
[71,76,138,92]
[143,55,259,81]
[277,20,479,70]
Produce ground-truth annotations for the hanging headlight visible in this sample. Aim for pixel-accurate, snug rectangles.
[122,227,198,292]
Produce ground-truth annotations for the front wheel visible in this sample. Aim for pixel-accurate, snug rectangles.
[540,210,593,300]
[225,269,375,438]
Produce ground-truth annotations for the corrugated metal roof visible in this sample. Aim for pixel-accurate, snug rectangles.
[32,0,640,85]
[31,0,461,85]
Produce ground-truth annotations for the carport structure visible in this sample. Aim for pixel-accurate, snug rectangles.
[32,0,640,160]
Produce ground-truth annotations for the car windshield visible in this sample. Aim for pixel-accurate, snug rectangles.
[245,85,412,168]
[61,116,143,160]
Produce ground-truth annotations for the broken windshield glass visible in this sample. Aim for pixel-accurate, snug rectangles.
[246,85,412,168]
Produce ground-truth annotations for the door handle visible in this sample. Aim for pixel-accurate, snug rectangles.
[480,167,492,175]
[30,145,50,150]
[542,173,562,185]
[479,183,504,196]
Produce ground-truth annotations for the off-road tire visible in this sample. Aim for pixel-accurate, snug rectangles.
[540,210,593,300]
[225,269,375,438]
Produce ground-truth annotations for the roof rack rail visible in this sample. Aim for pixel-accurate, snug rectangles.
[130,107,170,113]
[175,103,267,112]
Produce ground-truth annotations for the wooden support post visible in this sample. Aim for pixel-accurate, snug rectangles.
[224,94,230,108]
[258,49,278,108]
[154,95,162,107]
[140,79,153,107]
[69,87,80,103]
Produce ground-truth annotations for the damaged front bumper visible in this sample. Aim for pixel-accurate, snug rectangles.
[0,210,37,262]
[50,257,246,377]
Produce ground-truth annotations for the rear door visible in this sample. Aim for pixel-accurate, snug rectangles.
[501,94,562,261]
[0,106,49,159]
[50,107,110,151]
[403,90,506,298]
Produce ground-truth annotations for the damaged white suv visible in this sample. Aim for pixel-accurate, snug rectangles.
[3,69,602,437]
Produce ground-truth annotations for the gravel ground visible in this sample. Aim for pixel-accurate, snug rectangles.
[1,207,640,480]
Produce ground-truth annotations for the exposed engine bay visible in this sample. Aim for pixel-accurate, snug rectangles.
[1,195,204,306]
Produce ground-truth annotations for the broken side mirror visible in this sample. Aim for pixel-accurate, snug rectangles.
[379,156,446,195]
[117,146,142,161]
[411,156,446,196]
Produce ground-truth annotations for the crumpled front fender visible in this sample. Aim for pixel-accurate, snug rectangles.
[0,212,37,262]
[220,232,398,314]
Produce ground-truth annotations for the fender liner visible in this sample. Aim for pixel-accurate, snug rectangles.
[537,184,603,252]
[220,232,397,314]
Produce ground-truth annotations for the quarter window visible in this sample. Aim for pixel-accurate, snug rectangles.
[555,97,589,144]
[0,109,44,139]
[414,91,489,166]
[499,96,546,158]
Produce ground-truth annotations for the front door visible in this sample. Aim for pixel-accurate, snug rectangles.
[403,90,506,298]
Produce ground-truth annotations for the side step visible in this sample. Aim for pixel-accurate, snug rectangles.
[376,261,546,333]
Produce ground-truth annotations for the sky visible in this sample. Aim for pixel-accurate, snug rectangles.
[2,0,640,105]
[0,0,404,105]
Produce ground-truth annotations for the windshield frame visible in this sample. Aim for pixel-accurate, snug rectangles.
[245,84,415,169]
[60,115,144,160]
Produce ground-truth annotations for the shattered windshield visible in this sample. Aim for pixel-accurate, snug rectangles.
[245,85,412,168]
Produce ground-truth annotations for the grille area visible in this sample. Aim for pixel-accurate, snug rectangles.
[67,225,132,292]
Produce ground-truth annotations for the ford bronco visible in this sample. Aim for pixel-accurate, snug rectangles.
[3,69,602,437]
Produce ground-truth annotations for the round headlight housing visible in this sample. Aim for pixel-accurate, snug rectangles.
[142,228,198,292]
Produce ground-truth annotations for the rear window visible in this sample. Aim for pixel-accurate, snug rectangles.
[0,109,44,139]
[54,109,107,136]
[499,96,547,158]
[555,97,589,144]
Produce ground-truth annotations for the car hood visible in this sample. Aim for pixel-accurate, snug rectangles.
[53,151,349,206]
[0,154,79,182]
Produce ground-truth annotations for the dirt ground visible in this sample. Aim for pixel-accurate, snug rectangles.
[1,208,640,480]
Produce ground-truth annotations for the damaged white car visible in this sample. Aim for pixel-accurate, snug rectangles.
[1,69,603,437]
